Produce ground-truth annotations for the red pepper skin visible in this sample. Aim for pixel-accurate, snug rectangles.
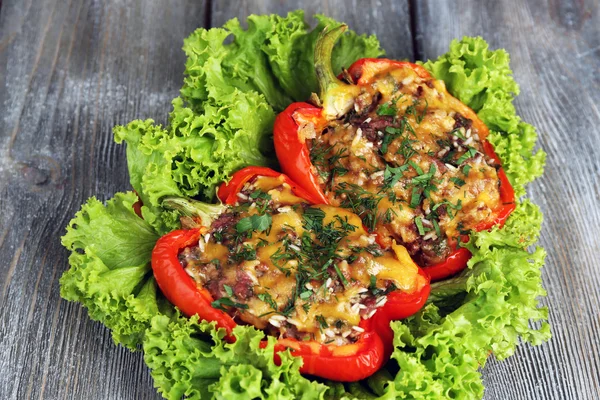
[270,318,385,381]
[152,169,431,381]
[152,227,392,381]
[422,148,516,281]
[151,228,237,341]
[273,103,330,205]
[217,165,324,205]
[372,268,431,358]
[273,57,517,282]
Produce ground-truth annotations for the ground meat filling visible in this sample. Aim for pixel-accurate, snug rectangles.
[179,176,425,345]
[308,66,503,266]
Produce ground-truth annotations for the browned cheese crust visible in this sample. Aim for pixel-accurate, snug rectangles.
[308,66,503,265]
[179,176,425,344]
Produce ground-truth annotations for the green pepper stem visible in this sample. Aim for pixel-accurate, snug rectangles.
[162,197,225,227]
[315,24,348,99]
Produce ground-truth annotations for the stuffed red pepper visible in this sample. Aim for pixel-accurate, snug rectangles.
[274,26,515,281]
[151,167,430,382]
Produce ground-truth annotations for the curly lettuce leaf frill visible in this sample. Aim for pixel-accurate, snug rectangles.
[60,192,168,349]
[114,94,275,231]
[181,10,384,113]
[143,315,327,400]
[380,201,550,399]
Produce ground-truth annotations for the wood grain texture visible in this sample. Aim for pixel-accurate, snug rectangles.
[1,0,598,399]
[0,1,205,399]
[414,0,600,399]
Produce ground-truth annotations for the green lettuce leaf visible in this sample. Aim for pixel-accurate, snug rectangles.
[113,94,274,230]
[143,315,327,400]
[487,122,546,197]
[182,10,383,112]
[60,192,167,348]
[378,201,550,399]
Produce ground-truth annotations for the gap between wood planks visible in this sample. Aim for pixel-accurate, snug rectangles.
[408,0,423,61]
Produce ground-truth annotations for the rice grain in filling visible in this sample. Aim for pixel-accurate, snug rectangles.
[179,176,426,345]
[307,65,504,266]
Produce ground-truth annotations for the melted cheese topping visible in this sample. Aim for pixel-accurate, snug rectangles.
[307,65,503,265]
[181,176,426,344]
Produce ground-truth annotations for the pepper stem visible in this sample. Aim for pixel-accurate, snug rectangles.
[315,24,347,98]
[162,197,225,228]
[314,24,360,120]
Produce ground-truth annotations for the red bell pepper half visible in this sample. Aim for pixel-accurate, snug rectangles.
[151,167,430,381]
[273,24,516,282]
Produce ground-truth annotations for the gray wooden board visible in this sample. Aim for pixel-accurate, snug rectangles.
[0,0,598,399]
[0,1,206,399]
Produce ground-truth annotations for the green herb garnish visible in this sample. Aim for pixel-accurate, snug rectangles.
[376,102,397,116]
[211,297,249,312]
[236,214,273,233]
[258,292,278,310]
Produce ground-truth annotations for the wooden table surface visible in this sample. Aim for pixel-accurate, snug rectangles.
[1,0,598,399]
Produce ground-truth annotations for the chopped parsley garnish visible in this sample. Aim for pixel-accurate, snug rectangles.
[302,207,326,231]
[248,190,272,212]
[299,290,313,300]
[213,231,224,243]
[456,147,479,165]
[376,102,397,116]
[408,160,424,175]
[382,164,409,189]
[449,128,466,140]
[408,164,439,208]
[411,163,436,184]
[432,218,441,236]
[382,208,398,224]
[316,315,329,328]
[310,142,334,181]
[410,187,422,209]
[334,264,348,286]
[450,177,466,187]
[231,244,257,262]
[432,199,463,219]
[397,137,417,160]
[369,274,377,293]
[405,98,428,124]
[334,183,383,231]
[236,214,272,234]
[462,165,472,176]
[381,126,401,154]
[258,292,278,310]
[211,297,249,312]
[415,216,427,235]
[369,275,397,297]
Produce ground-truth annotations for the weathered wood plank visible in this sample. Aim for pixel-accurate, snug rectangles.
[211,0,414,60]
[0,1,205,399]
[414,1,600,399]
[1,0,599,399]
